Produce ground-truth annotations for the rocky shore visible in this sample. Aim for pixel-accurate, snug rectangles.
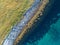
[3,0,42,45]
[15,0,56,45]
[2,0,56,45]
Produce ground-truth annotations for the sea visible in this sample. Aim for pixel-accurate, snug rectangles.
[17,0,60,45]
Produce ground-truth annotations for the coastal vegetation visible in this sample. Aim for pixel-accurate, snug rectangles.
[0,0,34,45]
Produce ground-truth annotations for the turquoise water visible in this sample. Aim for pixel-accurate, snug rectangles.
[26,17,60,45]
[18,0,60,45]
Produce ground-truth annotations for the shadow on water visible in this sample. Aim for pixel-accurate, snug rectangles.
[17,0,60,45]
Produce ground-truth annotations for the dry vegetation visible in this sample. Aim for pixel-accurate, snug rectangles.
[0,0,34,45]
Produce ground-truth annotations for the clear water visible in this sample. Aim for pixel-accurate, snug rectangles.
[18,0,60,45]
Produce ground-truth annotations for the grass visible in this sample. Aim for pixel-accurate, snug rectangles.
[0,0,34,45]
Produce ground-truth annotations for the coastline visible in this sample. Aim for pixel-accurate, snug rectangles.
[2,0,42,45]
[15,0,56,45]
[2,0,56,45]
[14,0,51,45]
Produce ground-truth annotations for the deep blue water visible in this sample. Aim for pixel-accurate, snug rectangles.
[18,0,60,45]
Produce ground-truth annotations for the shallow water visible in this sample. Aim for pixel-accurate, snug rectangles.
[18,0,60,45]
